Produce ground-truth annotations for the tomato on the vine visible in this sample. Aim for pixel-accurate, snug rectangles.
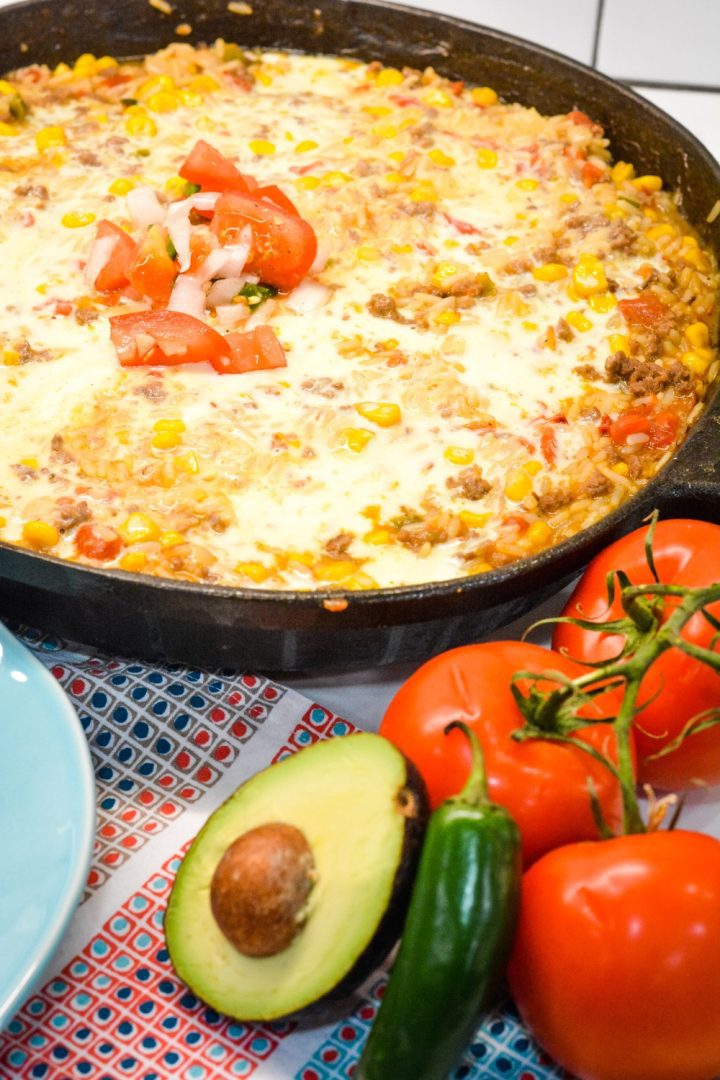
[553,519,720,789]
[509,830,720,1080]
[379,641,627,866]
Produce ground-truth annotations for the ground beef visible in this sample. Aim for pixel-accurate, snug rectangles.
[77,150,101,167]
[446,465,491,500]
[132,379,167,402]
[556,317,574,342]
[324,532,354,556]
[17,340,52,364]
[55,499,91,532]
[49,433,73,464]
[13,182,48,205]
[301,376,345,397]
[608,220,637,252]
[75,307,99,325]
[500,256,533,276]
[574,363,601,379]
[604,350,686,396]
[537,488,571,514]
[581,470,612,498]
[367,293,404,321]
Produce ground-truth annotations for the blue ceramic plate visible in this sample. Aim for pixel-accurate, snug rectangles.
[0,624,95,1029]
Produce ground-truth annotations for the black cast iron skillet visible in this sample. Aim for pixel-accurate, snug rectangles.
[0,0,719,671]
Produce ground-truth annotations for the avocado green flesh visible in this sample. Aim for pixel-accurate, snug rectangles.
[166,733,408,1021]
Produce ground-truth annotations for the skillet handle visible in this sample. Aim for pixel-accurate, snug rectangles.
[655,410,720,521]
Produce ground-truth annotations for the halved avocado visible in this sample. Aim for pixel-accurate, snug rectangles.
[165,732,428,1022]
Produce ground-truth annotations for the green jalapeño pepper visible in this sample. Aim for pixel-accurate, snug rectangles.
[357,722,522,1080]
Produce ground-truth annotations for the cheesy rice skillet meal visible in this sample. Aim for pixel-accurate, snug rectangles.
[0,42,717,590]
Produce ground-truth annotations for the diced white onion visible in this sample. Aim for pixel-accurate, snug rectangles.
[166,199,194,273]
[245,298,276,330]
[84,234,118,286]
[215,303,250,326]
[196,228,252,282]
[309,241,329,274]
[190,191,221,213]
[126,185,165,229]
[167,274,207,321]
[286,280,330,315]
[206,277,246,309]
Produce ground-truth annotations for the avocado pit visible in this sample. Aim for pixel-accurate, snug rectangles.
[210,821,316,958]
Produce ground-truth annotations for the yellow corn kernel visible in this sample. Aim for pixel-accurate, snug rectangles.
[119,551,147,572]
[137,74,175,99]
[459,511,492,528]
[588,292,617,313]
[471,86,498,107]
[522,321,538,332]
[476,147,498,169]
[371,122,398,139]
[0,79,15,94]
[53,62,71,77]
[376,67,404,87]
[151,430,182,450]
[682,234,699,248]
[35,125,66,151]
[532,263,568,283]
[159,530,186,548]
[423,88,453,108]
[321,171,352,186]
[612,462,629,476]
[611,160,635,184]
[189,74,221,94]
[609,333,630,354]
[146,90,179,113]
[73,53,98,77]
[388,151,405,164]
[355,402,401,427]
[646,223,676,241]
[503,236,519,246]
[109,177,137,196]
[174,451,199,474]
[391,243,413,254]
[313,558,357,582]
[572,253,608,297]
[431,261,460,289]
[504,469,532,501]
[560,192,579,204]
[410,181,438,203]
[524,460,543,476]
[516,178,539,191]
[686,322,710,349]
[434,310,461,326]
[118,513,161,545]
[444,446,475,465]
[61,212,96,228]
[177,89,203,108]
[295,175,321,190]
[234,561,270,584]
[605,203,627,220]
[682,349,713,375]
[19,457,39,468]
[3,348,20,365]
[428,148,455,167]
[0,122,20,137]
[566,310,593,333]
[22,520,60,550]
[339,427,375,453]
[364,527,391,545]
[363,105,393,117]
[295,139,318,153]
[384,171,405,184]
[154,418,186,433]
[643,206,660,221]
[356,245,382,261]
[0,516,6,529]
[684,247,711,271]
[95,56,116,71]
[249,138,276,156]
[633,174,663,193]
[527,520,552,546]
[125,113,157,137]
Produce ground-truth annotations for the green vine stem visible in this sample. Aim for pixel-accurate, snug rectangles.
[512,579,720,835]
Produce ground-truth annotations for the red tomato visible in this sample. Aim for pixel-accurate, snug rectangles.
[582,161,604,187]
[554,519,720,788]
[178,139,252,194]
[618,292,669,325]
[109,311,231,368]
[566,109,593,125]
[539,425,557,465]
[379,641,627,866]
[212,190,317,291]
[609,409,651,445]
[211,326,287,374]
[93,220,137,292]
[74,522,123,561]
[127,225,178,304]
[509,831,720,1080]
[647,409,679,448]
[253,184,300,216]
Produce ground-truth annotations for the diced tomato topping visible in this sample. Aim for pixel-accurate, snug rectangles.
[212,326,287,374]
[582,161,604,187]
[212,191,317,291]
[109,310,232,368]
[618,293,669,326]
[566,110,593,126]
[179,139,252,195]
[94,219,137,292]
[648,410,680,449]
[610,411,651,445]
[74,522,123,561]
[599,413,613,436]
[188,234,216,275]
[127,225,178,305]
[254,184,300,217]
[540,426,558,466]
[502,514,530,534]
[442,211,483,236]
[54,301,73,316]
